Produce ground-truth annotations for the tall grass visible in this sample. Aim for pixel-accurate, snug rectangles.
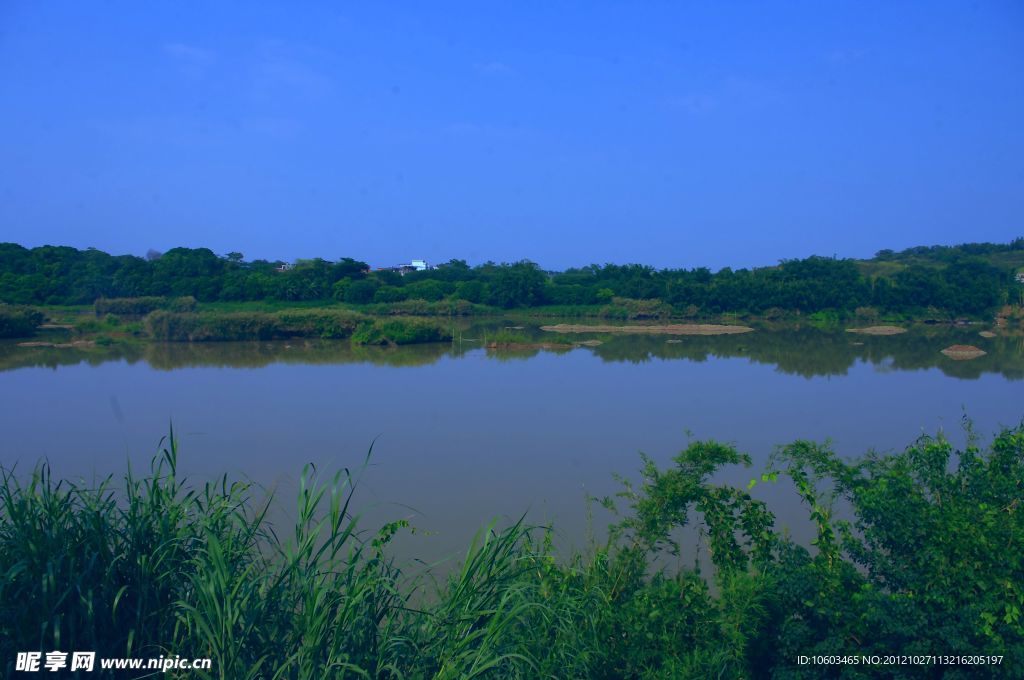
[0,434,757,678]
[3,425,1022,677]
[0,432,563,678]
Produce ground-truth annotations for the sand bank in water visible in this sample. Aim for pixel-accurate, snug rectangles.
[540,323,754,336]
[845,325,907,336]
[940,345,987,360]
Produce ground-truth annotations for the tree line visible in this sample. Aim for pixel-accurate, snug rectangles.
[0,240,1020,316]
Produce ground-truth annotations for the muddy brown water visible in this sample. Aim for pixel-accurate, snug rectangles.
[2,321,1021,566]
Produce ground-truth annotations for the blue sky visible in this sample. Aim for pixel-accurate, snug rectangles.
[1,1,1022,269]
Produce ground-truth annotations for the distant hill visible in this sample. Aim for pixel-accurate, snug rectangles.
[857,239,1024,278]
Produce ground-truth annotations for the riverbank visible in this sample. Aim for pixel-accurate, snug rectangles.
[4,298,1018,347]
[2,425,1021,677]
[7,305,455,346]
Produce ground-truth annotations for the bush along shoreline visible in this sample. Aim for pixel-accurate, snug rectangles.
[2,425,1021,678]
[138,309,453,346]
[0,304,44,338]
[143,308,368,342]
[2,300,455,346]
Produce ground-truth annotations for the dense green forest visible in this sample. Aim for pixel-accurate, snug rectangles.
[2,425,1021,678]
[1,239,1021,317]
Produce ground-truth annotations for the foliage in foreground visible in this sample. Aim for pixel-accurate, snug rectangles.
[1,425,1022,678]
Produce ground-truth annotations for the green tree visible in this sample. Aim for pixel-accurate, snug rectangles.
[404,279,446,301]
[485,261,548,308]
[344,278,380,304]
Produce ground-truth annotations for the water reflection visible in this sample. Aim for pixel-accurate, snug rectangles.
[583,327,1024,380]
[2,323,1020,380]
[2,321,1021,568]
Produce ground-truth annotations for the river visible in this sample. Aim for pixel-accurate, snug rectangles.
[2,321,1021,565]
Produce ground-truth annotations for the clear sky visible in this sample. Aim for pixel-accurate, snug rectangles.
[1,1,1022,270]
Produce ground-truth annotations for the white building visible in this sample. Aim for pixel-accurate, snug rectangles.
[377,259,431,275]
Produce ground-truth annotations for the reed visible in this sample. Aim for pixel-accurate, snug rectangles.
[2,425,1022,677]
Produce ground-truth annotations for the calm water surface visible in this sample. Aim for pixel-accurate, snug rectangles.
[2,322,1021,563]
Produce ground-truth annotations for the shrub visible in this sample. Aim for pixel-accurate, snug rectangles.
[144,309,368,341]
[274,309,367,339]
[404,279,447,302]
[442,299,480,316]
[95,296,167,316]
[0,304,43,338]
[373,286,408,304]
[95,296,197,316]
[454,280,485,303]
[351,318,452,345]
[605,297,671,320]
[331,278,351,302]
[807,309,842,327]
[167,295,198,312]
[854,305,880,321]
[344,279,381,304]
[144,311,277,341]
[546,283,598,306]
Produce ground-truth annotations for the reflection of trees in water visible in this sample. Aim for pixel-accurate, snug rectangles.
[145,341,455,369]
[483,345,576,362]
[0,327,1020,379]
[584,328,1024,380]
[0,341,148,372]
[0,339,455,372]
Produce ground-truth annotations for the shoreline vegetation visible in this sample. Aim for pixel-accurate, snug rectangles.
[2,425,1022,677]
[3,299,1014,356]
[1,239,1023,346]
[5,303,1014,360]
